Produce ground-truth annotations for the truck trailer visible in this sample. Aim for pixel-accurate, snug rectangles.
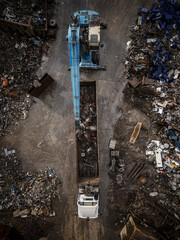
[76,82,99,219]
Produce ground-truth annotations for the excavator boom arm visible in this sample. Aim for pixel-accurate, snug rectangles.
[67,25,80,122]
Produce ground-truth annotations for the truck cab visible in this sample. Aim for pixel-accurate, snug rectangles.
[77,185,99,219]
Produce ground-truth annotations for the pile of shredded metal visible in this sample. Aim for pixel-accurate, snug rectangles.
[0,149,61,218]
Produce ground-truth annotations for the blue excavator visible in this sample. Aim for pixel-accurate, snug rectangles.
[67,10,106,126]
[67,10,106,219]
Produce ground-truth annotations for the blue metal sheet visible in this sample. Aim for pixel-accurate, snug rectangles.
[170,130,180,150]
[164,51,170,60]
[166,34,170,40]
[147,0,180,82]
[174,39,180,44]
[164,13,173,20]
[140,8,149,13]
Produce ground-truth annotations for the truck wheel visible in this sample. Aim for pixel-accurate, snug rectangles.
[100,23,107,29]
[98,210,102,217]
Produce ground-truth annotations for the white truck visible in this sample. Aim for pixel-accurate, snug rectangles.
[77,181,99,219]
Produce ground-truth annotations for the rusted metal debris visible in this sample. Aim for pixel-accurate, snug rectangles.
[130,211,167,240]
[129,122,142,144]
[77,82,98,178]
[142,76,156,86]
[0,0,48,36]
[139,175,148,185]
[128,76,141,88]
[127,162,145,182]
[143,192,180,225]
[120,216,157,240]
[29,73,54,97]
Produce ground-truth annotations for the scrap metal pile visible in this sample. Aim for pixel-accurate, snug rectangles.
[0,0,57,135]
[0,149,61,217]
[126,0,180,83]
[123,0,180,228]
[0,29,43,135]
[0,0,47,29]
[129,190,180,239]
[77,83,98,178]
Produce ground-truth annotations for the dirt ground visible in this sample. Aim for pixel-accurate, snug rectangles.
[0,0,157,239]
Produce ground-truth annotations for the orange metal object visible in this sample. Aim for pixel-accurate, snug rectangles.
[2,79,8,87]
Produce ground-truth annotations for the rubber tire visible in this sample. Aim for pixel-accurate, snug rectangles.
[49,19,57,29]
